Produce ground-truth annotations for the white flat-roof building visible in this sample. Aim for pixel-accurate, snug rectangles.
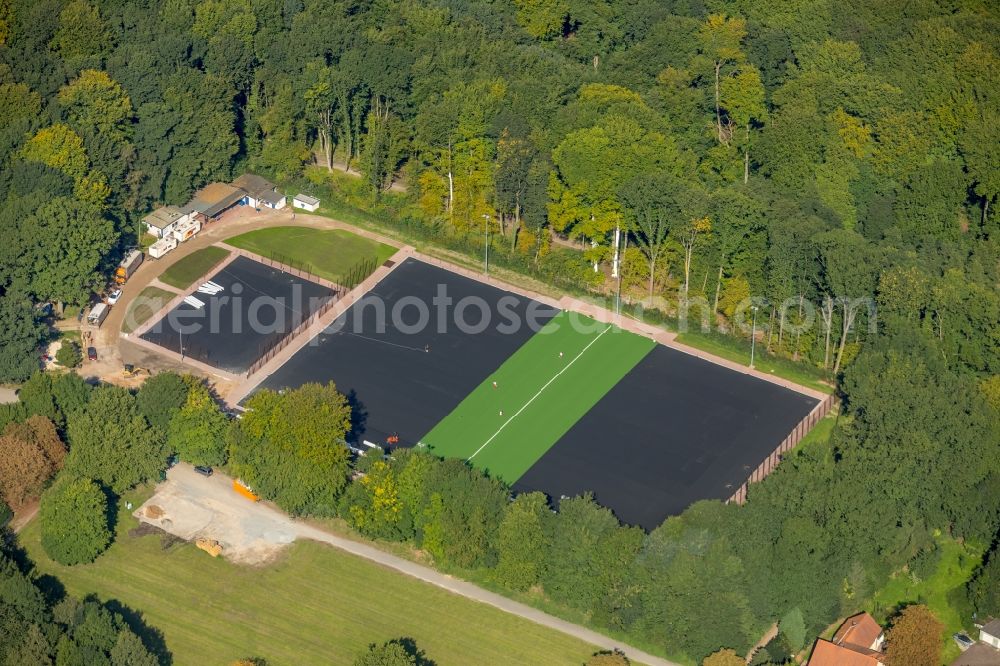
[293,193,320,212]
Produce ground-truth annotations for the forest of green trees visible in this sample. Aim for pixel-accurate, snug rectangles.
[0,0,998,663]
[1,0,998,379]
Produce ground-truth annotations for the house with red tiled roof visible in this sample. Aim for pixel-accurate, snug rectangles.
[808,612,886,666]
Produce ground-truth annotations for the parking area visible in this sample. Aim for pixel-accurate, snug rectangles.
[134,464,299,565]
[140,255,335,374]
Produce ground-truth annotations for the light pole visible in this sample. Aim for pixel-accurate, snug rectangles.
[482,214,490,276]
[749,305,758,369]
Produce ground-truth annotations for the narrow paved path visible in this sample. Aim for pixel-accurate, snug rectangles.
[296,520,680,666]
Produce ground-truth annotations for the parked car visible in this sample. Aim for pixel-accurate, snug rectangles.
[107,288,122,305]
[87,346,97,361]
[954,633,975,650]
[193,465,213,477]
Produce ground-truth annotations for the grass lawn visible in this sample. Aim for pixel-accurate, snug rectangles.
[159,246,230,290]
[868,535,984,664]
[18,511,602,666]
[226,226,396,284]
[121,286,175,333]
[423,312,655,482]
[794,412,839,454]
[674,330,833,394]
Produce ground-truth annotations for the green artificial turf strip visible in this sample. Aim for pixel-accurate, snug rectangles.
[226,226,395,284]
[17,512,600,666]
[423,312,655,482]
[159,246,230,289]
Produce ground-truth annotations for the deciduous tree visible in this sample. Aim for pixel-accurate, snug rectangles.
[883,604,943,666]
[0,296,46,383]
[494,491,552,591]
[702,649,743,666]
[0,416,65,509]
[136,372,189,434]
[354,639,417,666]
[65,385,165,494]
[230,383,351,515]
[167,380,228,466]
[40,477,110,565]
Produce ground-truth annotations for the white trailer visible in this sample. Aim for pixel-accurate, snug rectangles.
[172,218,202,243]
[87,302,110,327]
[148,236,178,259]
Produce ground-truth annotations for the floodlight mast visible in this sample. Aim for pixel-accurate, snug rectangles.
[482,214,490,276]
[749,305,758,369]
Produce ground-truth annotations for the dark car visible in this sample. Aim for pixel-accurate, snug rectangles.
[87,346,98,361]
[193,465,213,477]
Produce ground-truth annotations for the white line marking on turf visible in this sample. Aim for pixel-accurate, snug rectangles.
[466,324,613,462]
[337,330,428,353]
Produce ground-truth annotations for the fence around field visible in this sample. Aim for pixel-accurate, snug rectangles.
[239,254,379,377]
[233,247,378,293]
[727,393,837,505]
[244,293,341,377]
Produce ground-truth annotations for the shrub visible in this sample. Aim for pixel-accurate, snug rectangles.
[55,340,82,368]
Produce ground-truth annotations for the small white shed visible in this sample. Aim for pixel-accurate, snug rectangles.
[293,194,320,212]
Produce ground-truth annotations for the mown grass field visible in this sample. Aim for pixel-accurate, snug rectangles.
[121,286,175,334]
[18,509,601,666]
[423,312,655,482]
[159,246,230,290]
[226,226,396,284]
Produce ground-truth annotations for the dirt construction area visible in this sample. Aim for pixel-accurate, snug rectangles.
[135,464,299,565]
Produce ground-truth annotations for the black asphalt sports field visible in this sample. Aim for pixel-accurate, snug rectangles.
[512,345,819,529]
[250,258,559,445]
[141,256,335,373]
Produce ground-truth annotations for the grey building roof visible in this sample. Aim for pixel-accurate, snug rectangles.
[259,189,285,206]
[232,173,276,199]
[186,182,245,218]
[295,193,320,206]
[142,205,184,230]
[949,642,1000,666]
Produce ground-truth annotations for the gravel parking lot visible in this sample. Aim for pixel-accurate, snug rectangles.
[134,464,298,565]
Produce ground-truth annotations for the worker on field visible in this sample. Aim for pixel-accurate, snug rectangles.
[492,380,498,388]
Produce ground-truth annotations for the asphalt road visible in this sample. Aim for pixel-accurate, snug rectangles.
[147,465,678,666]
